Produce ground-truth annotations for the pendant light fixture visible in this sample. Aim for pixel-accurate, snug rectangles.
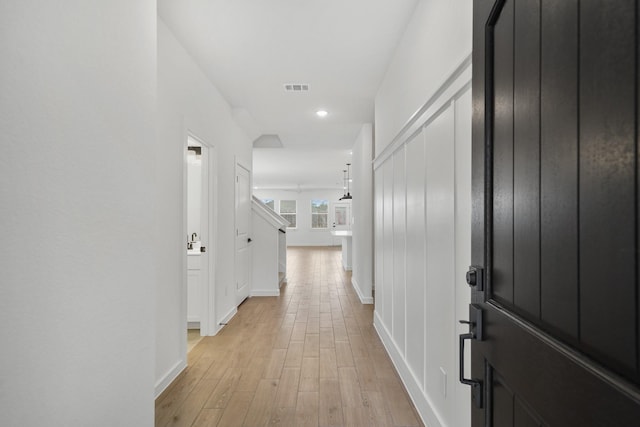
[339,163,352,200]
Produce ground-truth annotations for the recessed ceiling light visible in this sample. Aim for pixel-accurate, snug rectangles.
[316,110,328,118]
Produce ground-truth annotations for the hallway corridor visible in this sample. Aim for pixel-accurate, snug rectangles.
[155,246,423,427]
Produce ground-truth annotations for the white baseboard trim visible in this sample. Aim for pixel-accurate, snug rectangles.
[250,289,280,297]
[216,306,237,330]
[155,359,186,399]
[351,277,374,304]
[373,311,445,427]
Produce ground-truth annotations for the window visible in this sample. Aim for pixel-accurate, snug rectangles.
[261,199,275,210]
[311,199,329,229]
[279,200,297,228]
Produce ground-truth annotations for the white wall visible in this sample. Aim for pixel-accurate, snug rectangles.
[372,1,473,426]
[0,1,156,425]
[351,124,374,304]
[375,0,472,155]
[253,189,346,246]
[156,19,252,396]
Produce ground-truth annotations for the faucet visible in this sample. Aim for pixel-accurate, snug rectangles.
[191,232,198,242]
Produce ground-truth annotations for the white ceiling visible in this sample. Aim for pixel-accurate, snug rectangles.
[158,0,419,190]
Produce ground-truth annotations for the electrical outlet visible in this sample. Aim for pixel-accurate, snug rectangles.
[440,367,447,398]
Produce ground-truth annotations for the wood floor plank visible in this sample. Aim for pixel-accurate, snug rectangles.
[364,390,395,427]
[291,321,307,341]
[296,391,319,427]
[270,407,297,426]
[333,322,349,342]
[345,317,361,336]
[191,408,223,427]
[303,334,320,358]
[204,367,242,409]
[156,356,216,425]
[299,357,320,392]
[306,317,320,334]
[242,378,278,426]
[320,312,332,328]
[348,334,369,359]
[319,348,338,379]
[263,348,287,379]
[273,326,293,349]
[342,405,372,427]
[380,378,421,427]
[338,367,363,408]
[319,328,335,349]
[163,378,219,427]
[354,357,379,392]
[236,357,268,392]
[284,341,304,367]
[155,247,424,427]
[335,341,355,367]
[216,391,253,427]
[281,313,296,327]
[318,378,344,427]
[274,368,301,408]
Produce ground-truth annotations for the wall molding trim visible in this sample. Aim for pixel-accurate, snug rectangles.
[374,312,444,427]
[212,306,238,335]
[374,53,472,170]
[250,289,280,297]
[351,277,374,304]
[155,359,187,399]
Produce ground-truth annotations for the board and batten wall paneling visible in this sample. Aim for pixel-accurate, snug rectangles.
[424,104,456,416]
[374,166,385,316]
[373,83,471,427]
[382,159,395,330]
[405,131,427,389]
[392,148,407,356]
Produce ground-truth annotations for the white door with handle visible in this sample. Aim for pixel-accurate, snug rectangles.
[235,163,251,304]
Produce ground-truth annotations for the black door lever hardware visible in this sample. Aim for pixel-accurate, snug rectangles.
[466,266,484,291]
[458,304,484,408]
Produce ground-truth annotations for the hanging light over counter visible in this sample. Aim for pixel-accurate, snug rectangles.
[339,163,352,200]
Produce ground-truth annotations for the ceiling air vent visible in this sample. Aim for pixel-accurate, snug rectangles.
[284,83,309,92]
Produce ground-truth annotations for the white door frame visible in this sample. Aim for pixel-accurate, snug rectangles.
[183,130,218,338]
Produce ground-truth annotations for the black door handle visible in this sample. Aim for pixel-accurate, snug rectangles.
[248,238,252,243]
[459,331,482,408]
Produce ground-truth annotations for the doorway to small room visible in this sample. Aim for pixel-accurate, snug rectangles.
[186,135,215,351]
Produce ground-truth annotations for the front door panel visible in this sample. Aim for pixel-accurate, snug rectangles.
[471,0,640,425]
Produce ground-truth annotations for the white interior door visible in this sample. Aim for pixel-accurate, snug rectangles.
[331,201,351,230]
[235,163,251,304]
[198,142,210,334]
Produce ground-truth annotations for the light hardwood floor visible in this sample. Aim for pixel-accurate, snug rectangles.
[156,246,424,427]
